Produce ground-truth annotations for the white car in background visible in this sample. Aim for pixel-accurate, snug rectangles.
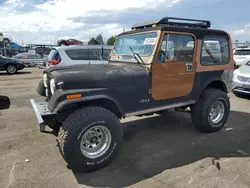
[232,60,250,95]
[233,47,250,67]
[46,45,112,69]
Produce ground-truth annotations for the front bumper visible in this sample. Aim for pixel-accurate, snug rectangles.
[232,79,250,95]
[17,64,25,70]
[30,98,56,132]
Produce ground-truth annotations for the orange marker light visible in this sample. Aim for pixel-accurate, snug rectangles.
[66,94,82,100]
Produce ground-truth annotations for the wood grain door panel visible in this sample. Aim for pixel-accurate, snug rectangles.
[152,63,195,100]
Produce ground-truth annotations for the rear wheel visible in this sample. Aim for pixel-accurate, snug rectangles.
[57,106,123,172]
[6,64,17,74]
[191,88,230,133]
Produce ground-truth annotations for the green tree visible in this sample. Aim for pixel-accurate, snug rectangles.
[107,36,116,46]
[88,37,99,45]
[95,34,104,45]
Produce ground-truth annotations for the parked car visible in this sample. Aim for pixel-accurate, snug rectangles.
[0,95,10,110]
[57,39,83,46]
[233,47,250,68]
[36,45,113,96]
[30,17,234,172]
[46,45,112,69]
[13,52,47,67]
[232,60,250,95]
[0,55,25,74]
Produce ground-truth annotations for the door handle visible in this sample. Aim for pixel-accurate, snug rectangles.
[185,63,193,72]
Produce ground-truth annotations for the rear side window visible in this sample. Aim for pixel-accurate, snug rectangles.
[65,48,110,60]
[201,36,229,65]
[28,54,40,59]
[65,49,89,60]
[48,49,61,61]
[234,49,250,55]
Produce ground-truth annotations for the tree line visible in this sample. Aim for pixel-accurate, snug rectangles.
[88,34,117,46]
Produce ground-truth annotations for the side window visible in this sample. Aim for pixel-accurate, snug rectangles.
[65,49,89,60]
[103,49,111,60]
[157,34,195,63]
[35,54,42,59]
[89,49,101,60]
[201,36,229,65]
[28,55,36,59]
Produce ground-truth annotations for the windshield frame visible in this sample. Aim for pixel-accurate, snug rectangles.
[111,31,159,58]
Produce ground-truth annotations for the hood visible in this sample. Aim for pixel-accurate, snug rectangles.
[47,62,148,89]
[238,64,250,75]
[3,57,21,63]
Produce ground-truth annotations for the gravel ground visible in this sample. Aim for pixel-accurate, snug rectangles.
[0,68,250,188]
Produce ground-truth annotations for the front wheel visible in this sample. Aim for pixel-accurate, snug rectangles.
[57,106,123,172]
[191,88,230,133]
[6,64,17,74]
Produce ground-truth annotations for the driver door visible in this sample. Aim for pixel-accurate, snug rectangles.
[151,32,197,100]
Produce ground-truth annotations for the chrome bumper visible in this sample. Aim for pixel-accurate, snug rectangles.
[30,98,56,132]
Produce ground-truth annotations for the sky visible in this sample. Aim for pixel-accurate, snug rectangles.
[0,0,249,45]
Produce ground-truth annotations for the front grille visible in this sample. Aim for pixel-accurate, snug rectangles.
[235,86,250,92]
[237,75,250,83]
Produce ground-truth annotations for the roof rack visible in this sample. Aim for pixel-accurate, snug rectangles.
[131,17,211,30]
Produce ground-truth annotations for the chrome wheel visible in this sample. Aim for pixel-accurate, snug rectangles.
[209,101,225,125]
[7,65,16,74]
[80,125,112,159]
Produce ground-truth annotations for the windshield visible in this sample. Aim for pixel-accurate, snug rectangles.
[112,32,158,56]
[234,49,250,55]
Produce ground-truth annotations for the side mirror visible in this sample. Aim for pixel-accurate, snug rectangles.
[0,95,10,110]
[133,53,144,64]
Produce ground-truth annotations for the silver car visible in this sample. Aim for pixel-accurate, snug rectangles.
[13,53,47,67]
[232,60,250,95]
[46,45,112,69]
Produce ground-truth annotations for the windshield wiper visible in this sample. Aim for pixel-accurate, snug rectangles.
[129,46,146,67]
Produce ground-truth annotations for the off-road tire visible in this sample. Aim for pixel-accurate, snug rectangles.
[6,64,17,74]
[191,88,230,133]
[57,106,123,172]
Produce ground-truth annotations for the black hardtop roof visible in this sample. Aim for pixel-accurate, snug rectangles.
[131,17,211,30]
[118,25,228,40]
[118,17,228,39]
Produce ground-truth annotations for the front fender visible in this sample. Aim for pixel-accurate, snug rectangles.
[48,89,123,115]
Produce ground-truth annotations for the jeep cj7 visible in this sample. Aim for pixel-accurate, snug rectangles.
[30,17,234,172]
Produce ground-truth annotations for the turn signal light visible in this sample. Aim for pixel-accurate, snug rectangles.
[66,94,82,99]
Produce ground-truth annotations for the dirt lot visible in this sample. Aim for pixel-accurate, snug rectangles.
[0,68,250,188]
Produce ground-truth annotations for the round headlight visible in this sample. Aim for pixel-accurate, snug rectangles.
[43,74,48,87]
[50,79,56,94]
